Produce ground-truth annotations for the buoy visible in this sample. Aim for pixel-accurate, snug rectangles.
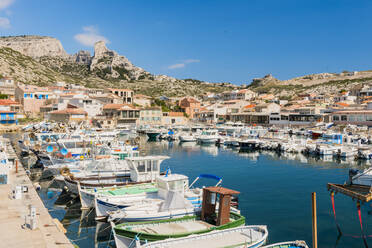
[47,191,54,199]
[60,148,68,156]
[34,183,41,191]
[46,145,54,153]
[60,167,70,177]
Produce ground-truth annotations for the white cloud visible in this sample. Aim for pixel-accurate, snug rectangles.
[0,0,14,10]
[167,59,200,70]
[74,26,110,47]
[184,59,200,63]
[168,63,185,69]
[0,0,14,29]
[0,17,10,28]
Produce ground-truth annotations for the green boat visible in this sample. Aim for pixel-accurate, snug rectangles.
[111,186,245,248]
[79,182,158,209]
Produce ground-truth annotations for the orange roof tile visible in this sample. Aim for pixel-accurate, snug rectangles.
[335,102,349,107]
[244,104,256,109]
[0,99,20,106]
[168,112,184,117]
[103,103,125,110]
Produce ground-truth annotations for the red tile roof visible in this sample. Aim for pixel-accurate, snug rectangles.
[335,102,349,107]
[244,104,256,109]
[103,103,125,110]
[0,99,20,106]
[168,112,184,117]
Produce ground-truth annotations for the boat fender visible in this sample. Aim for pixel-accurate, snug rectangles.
[34,183,41,191]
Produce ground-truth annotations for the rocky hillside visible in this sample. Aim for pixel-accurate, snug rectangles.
[248,71,372,98]
[0,35,67,58]
[0,35,236,96]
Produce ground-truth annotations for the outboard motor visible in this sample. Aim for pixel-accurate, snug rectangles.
[348,169,359,185]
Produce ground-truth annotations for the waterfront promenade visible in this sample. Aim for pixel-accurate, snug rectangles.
[0,160,73,247]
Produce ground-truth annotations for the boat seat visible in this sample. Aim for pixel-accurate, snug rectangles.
[139,227,158,234]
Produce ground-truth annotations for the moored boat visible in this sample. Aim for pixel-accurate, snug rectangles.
[261,240,308,248]
[128,225,268,248]
[111,186,245,248]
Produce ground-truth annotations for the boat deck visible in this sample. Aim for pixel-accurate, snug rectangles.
[327,183,372,202]
[132,220,213,235]
[144,227,265,248]
[88,183,157,196]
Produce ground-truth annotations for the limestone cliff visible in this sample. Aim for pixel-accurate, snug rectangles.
[0,36,67,58]
[90,41,150,80]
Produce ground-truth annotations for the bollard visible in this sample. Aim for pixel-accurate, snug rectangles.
[14,185,22,199]
[29,205,37,230]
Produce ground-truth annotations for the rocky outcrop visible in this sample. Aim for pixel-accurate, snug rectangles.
[90,41,150,80]
[154,74,178,83]
[72,50,91,65]
[0,36,67,58]
[251,74,280,87]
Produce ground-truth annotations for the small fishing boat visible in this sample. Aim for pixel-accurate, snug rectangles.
[261,240,308,248]
[179,133,197,142]
[349,168,372,186]
[78,182,158,209]
[130,225,268,248]
[145,129,161,141]
[64,156,169,194]
[98,173,222,220]
[197,130,220,144]
[111,186,245,248]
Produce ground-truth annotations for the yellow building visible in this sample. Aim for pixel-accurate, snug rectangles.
[139,107,162,125]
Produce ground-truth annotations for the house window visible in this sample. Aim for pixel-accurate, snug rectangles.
[333,115,339,121]
[129,111,134,118]
[341,115,347,121]
[122,111,128,118]
[135,111,140,118]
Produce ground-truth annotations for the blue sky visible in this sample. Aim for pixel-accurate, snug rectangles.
[1,0,372,84]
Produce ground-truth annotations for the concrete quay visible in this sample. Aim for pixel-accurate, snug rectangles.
[0,161,74,247]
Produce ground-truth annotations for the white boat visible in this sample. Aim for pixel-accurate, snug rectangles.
[197,130,220,144]
[179,133,197,142]
[79,182,158,209]
[334,146,358,158]
[261,240,308,248]
[111,185,245,248]
[65,156,169,194]
[349,168,372,186]
[102,173,222,221]
[130,226,268,248]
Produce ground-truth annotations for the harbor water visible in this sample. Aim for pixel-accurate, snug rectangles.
[38,140,372,248]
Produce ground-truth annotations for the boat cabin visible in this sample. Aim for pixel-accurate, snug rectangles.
[201,186,240,226]
[156,174,189,199]
[200,129,218,136]
[126,156,169,183]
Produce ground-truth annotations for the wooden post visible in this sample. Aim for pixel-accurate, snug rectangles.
[312,192,318,248]
[15,160,18,173]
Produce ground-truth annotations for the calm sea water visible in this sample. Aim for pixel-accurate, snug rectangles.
[38,140,372,248]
